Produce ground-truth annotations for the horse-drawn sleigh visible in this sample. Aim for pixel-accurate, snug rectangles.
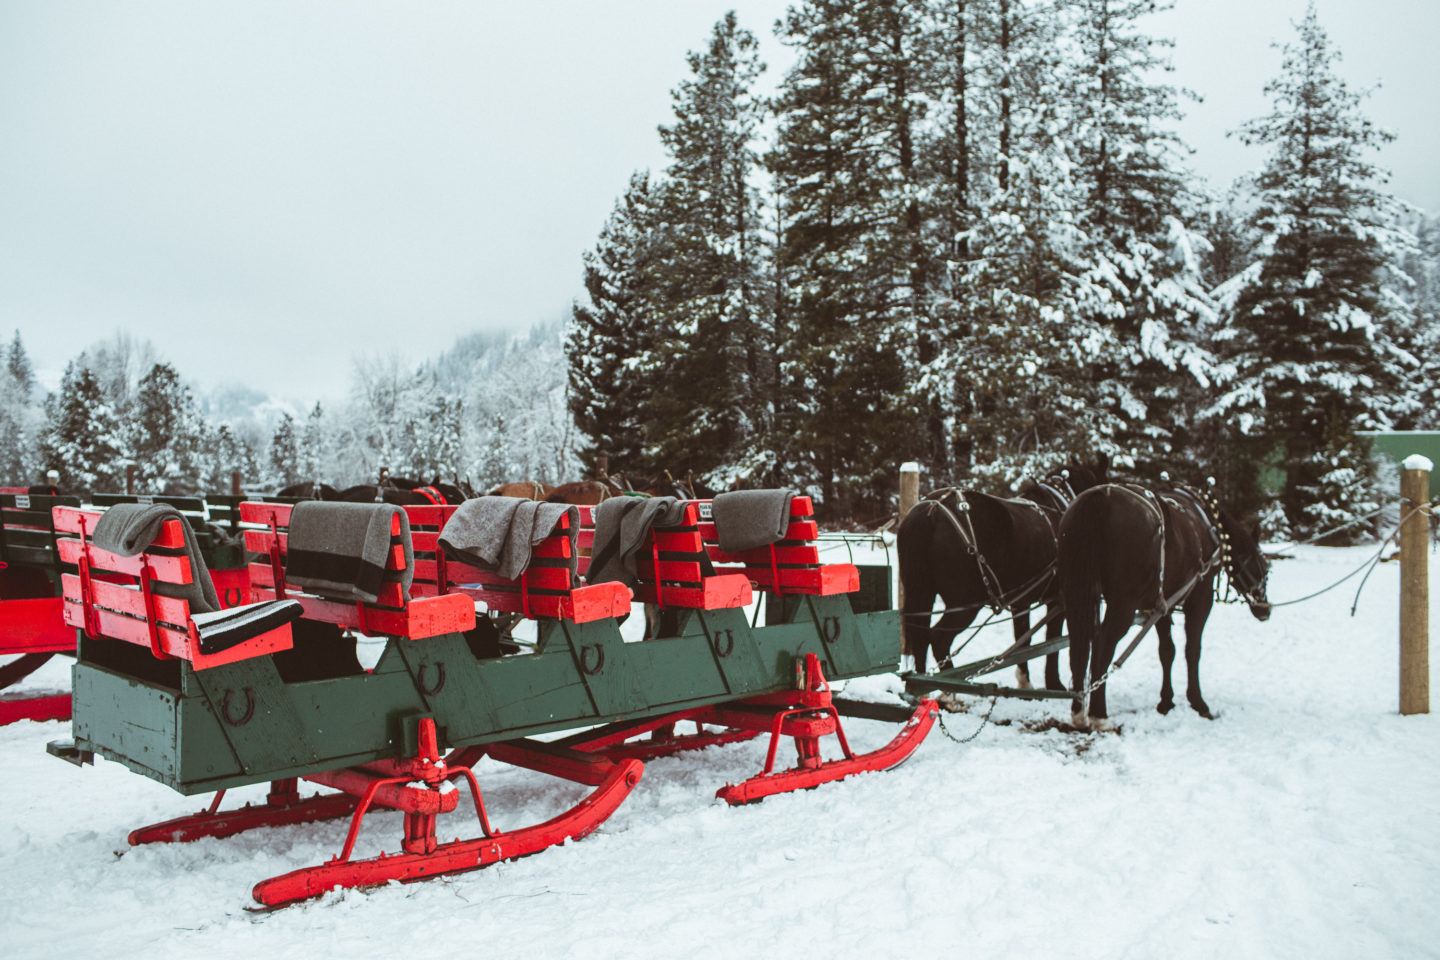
[45,489,935,906]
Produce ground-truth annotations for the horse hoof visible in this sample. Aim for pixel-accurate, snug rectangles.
[1070,708,1088,731]
[1191,702,1214,720]
[1089,716,1117,733]
[1157,700,1175,715]
[937,693,966,713]
[1014,670,1033,690]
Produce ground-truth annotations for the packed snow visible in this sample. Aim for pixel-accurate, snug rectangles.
[2,540,1437,959]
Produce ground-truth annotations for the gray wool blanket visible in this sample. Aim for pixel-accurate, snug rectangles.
[286,501,413,603]
[439,496,578,581]
[93,503,220,614]
[587,496,689,588]
[711,489,796,553]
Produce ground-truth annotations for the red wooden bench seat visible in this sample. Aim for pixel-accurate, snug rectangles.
[406,505,630,624]
[699,496,859,596]
[626,501,753,610]
[239,502,475,639]
[54,506,294,670]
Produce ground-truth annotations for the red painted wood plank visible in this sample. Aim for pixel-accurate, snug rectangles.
[698,520,818,543]
[634,558,705,584]
[716,562,859,595]
[565,582,633,622]
[239,501,292,525]
[632,574,752,610]
[60,572,191,625]
[56,537,191,583]
[61,596,191,657]
[52,506,186,548]
[704,544,821,566]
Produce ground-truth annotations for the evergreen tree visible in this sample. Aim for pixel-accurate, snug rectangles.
[131,362,206,493]
[1214,5,1417,535]
[300,402,328,482]
[0,331,39,481]
[645,13,771,484]
[1066,0,1216,474]
[921,0,1098,485]
[6,331,35,397]
[40,363,127,492]
[568,172,667,474]
[769,0,926,514]
[268,412,302,489]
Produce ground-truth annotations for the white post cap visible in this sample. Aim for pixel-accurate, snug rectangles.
[900,462,922,474]
[1402,454,1434,472]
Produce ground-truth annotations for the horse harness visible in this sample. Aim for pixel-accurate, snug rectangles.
[922,484,1060,614]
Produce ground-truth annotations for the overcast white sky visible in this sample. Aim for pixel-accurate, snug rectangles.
[2,0,1435,404]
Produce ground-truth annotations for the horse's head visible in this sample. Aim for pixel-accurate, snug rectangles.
[1217,511,1271,621]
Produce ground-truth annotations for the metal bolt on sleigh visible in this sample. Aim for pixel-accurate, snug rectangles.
[45,490,936,907]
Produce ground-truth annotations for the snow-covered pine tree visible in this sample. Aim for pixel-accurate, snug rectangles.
[268,412,302,490]
[769,0,927,515]
[300,402,328,483]
[1396,213,1440,429]
[201,423,248,493]
[130,362,207,494]
[1215,4,1417,536]
[1066,0,1216,475]
[645,13,770,485]
[40,362,128,493]
[920,0,1099,486]
[0,331,40,481]
[568,172,668,475]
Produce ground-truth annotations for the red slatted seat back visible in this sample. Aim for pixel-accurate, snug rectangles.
[630,502,753,610]
[698,496,860,596]
[53,505,292,669]
[407,504,629,624]
[239,501,473,638]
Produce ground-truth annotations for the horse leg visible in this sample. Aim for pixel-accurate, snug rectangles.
[1043,605,1065,692]
[1183,590,1216,719]
[1012,609,1033,689]
[1088,601,1134,730]
[902,585,938,673]
[1156,615,1177,714]
[1068,617,1091,727]
[930,606,978,672]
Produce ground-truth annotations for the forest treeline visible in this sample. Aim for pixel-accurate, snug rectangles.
[566,1,1439,535]
[3,3,1437,539]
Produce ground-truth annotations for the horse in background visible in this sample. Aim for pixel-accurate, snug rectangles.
[898,459,1109,690]
[488,481,554,500]
[337,475,468,506]
[275,481,340,500]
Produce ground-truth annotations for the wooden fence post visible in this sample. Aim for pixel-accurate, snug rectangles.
[898,463,921,648]
[899,462,921,524]
[125,464,136,495]
[1400,454,1431,716]
[595,452,609,481]
[230,470,243,497]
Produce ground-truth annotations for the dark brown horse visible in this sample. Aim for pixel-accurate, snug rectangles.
[338,476,468,505]
[898,461,1107,689]
[1058,482,1271,730]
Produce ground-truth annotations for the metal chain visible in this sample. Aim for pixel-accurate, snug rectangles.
[935,694,999,744]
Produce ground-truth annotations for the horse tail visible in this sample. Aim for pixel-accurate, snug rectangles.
[897,502,939,670]
[1058,486,1109,690]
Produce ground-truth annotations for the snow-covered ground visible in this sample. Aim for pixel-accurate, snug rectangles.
[2,541,1438,959]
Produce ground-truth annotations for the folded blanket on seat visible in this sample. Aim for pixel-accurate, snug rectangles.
[190,600,303,655]
[93,502,220,614]
[439,496,578,581]
[587,496,690,588]
[711,489,796,553]
[286,501,413,603]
